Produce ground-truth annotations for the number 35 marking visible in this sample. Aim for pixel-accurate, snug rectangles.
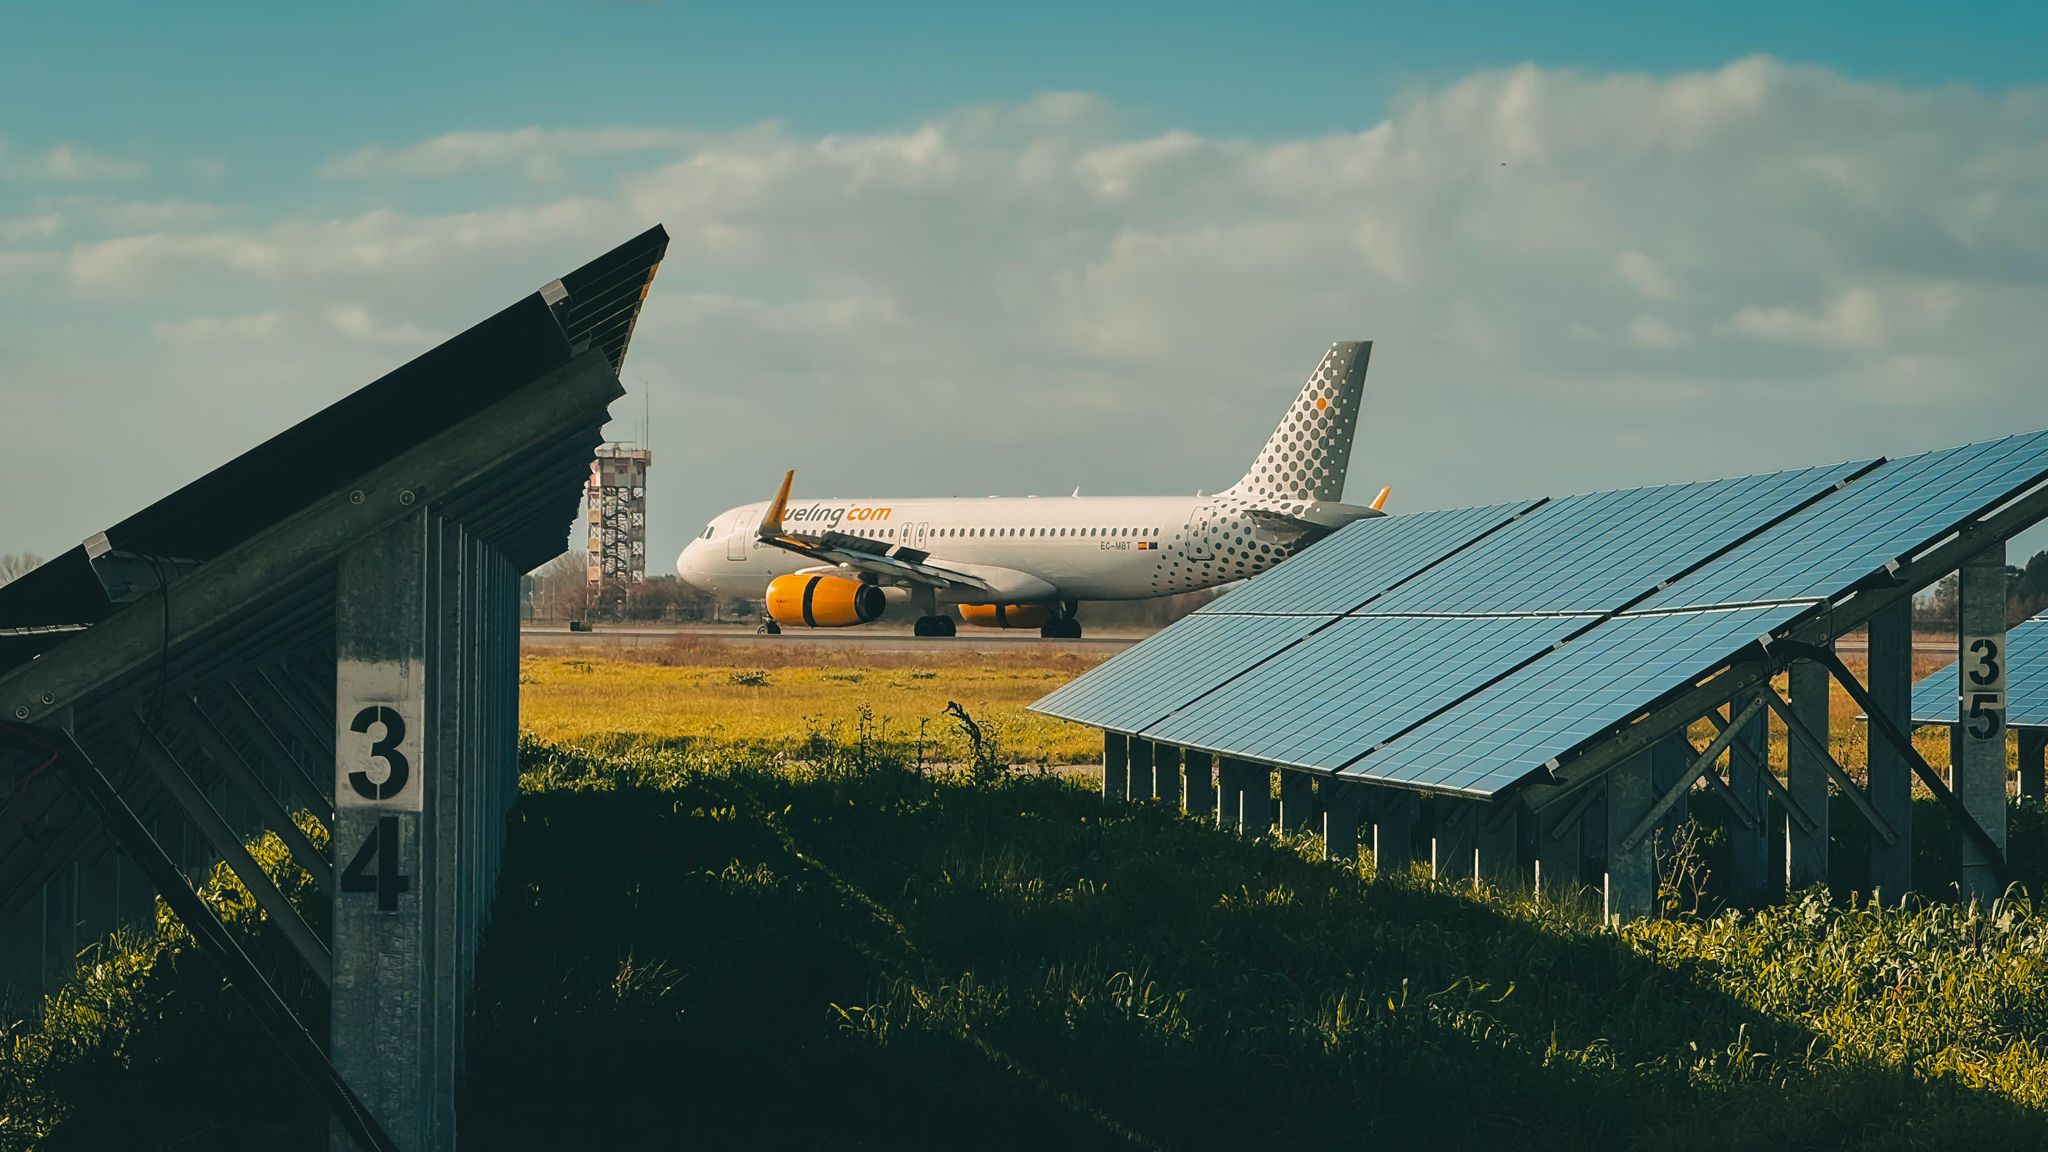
[1968,637,2003,687]
[347,705,410,801]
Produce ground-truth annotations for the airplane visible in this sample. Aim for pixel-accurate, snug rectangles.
[675,341,1387,638]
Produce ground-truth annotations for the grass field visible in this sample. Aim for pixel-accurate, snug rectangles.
[7,637,2048,1150]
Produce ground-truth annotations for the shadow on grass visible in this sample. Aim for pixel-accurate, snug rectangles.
[460,744,2048,1151]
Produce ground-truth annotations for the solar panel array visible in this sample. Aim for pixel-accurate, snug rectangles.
[1912,616,2048,730]
[1034,429,2048,798]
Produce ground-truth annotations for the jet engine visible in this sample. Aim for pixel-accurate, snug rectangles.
[766,574,886,628]
[959,603,1051,629]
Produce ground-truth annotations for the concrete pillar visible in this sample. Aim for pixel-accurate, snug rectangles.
[1182,750,1216,819]
[1101,732,1128,804]
[1431,799,1475,883]
[1372,789,1419,878]
[1241,763,1273,836]
[1277,770,1316,836]
[1472,803,1522,890]
[1321,779,1365,862]
[1725,691,1771,906]
[1867,600,1914,898]
[1957,549,2009,901]
[1128,739,1155,804]
[1534,799,1583,903]
[1604,751,1656,921]
[1151,743,1181,803]
[2021,729,2048,807]
[1786,659,1832,892]
[331,511,435,1151]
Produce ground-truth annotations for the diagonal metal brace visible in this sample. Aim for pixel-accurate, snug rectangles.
[1777,639,2008,885]
[1620,696,1766,852]
[1700,710,1821,838]
[1695,759,1764,833]
[1758,683,1895,845]
[0,721,397,1152]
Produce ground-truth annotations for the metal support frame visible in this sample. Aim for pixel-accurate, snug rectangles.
[1758,683,1895,845]
[1102,731,1128,803]
[1431,798,1475,882]
[1277,769,1316,836]
[1605,751,1656,920]
[1472,801,1520,887]
[1723,690,1770,904]
[1779,639,2010,890]
[1152,742,1182,804]
[1129,738,1155,803]
[1866,600,1915,893]
[2022,729,2048,807]
[1371,787,1418,877]
[1619,696,1765,853]
[1320,778,1365,862]
[1182,749,1215,819]
[1534,794,1582,901]
[1240,761,1273,835]
[1784,659,1832,890]
[0,722,399,1152]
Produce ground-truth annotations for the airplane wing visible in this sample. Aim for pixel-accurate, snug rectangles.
[754,470,996,592]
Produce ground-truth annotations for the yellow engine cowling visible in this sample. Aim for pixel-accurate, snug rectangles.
[959,603,1051,629]
[766,574,886,628]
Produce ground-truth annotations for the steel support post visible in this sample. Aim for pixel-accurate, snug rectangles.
[1182,749,1215,819]
[1102,732,1128,803]
[1215,757,1246,831]
[1320,778,1365,863]
[2021,729,2048,807]
[1605,751,1656,921]
[1957,548,2009,900]
[1866,600,1914,897]
[1240,762,1273,836]
[1431,799,1474,883]
[1152,743,1181,803]
[1472,804,1521,889]
[1725,691,1771,905]
[1649,734,1691,837]
[1534,797,1582,902]
[330,510,437,1152]
[1128,738,1155,804]
[1277,770,1316,836]
[1372,789,1418,877]
[1785,658,1832,891]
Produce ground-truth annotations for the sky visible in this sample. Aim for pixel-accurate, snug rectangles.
[4,2,2048,573]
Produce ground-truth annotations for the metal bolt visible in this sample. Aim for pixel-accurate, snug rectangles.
[349,490,366,505]
[40,692,53,705]
[12,706,27,720]
[399,489,417,506]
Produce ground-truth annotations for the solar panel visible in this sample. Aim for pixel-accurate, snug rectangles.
[1030,612,1328,733]
[1912,616,2048,729]
[1363,461,1868,616]
[1144,613,1579,770]
[1343,606,1786,796]
[1199,500,1536,617]
[1642,431,2048,611]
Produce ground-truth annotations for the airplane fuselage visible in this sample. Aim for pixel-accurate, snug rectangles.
[679,492,1284,604]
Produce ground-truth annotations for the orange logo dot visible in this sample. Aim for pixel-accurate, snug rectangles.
[1315,396,1329,412]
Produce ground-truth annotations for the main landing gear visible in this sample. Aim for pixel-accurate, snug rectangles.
[757,616,781,635]
[913,615,956,638]
[1039,602,1083,639]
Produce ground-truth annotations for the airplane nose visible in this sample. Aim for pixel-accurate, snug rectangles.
[676,543,709,592]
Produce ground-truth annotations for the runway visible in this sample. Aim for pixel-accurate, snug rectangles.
[521,621,1147,655]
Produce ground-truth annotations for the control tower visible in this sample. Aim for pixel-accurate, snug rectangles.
[587,443,651,617]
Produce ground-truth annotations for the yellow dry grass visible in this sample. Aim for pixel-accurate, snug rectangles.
[519,636,1108,764]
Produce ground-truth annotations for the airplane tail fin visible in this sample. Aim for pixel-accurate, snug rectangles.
[1224,341,1370,505]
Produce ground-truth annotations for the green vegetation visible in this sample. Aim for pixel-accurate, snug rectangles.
[9,641,2048,1148]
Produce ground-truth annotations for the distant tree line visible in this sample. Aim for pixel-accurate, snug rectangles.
[1914,549,2048,626]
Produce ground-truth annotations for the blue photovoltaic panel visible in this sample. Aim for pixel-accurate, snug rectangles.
[1346,606,1787,797]
[1912,617,2048,729]
[1642,430,2048,611]
[1200,500,1535,616]
[1030,612,1328,733]
[1364,461,1868,616]
[1144,613,1579,771]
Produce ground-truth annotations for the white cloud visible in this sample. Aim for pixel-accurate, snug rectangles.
[324,303,444,348]
[36,143,145,182]
[1729,288,1886,352]
[151,312,280,344]
[321,127,700,180]
[1629,314,1692,351]
[8,56,2048,569]
[0,213,61,243]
